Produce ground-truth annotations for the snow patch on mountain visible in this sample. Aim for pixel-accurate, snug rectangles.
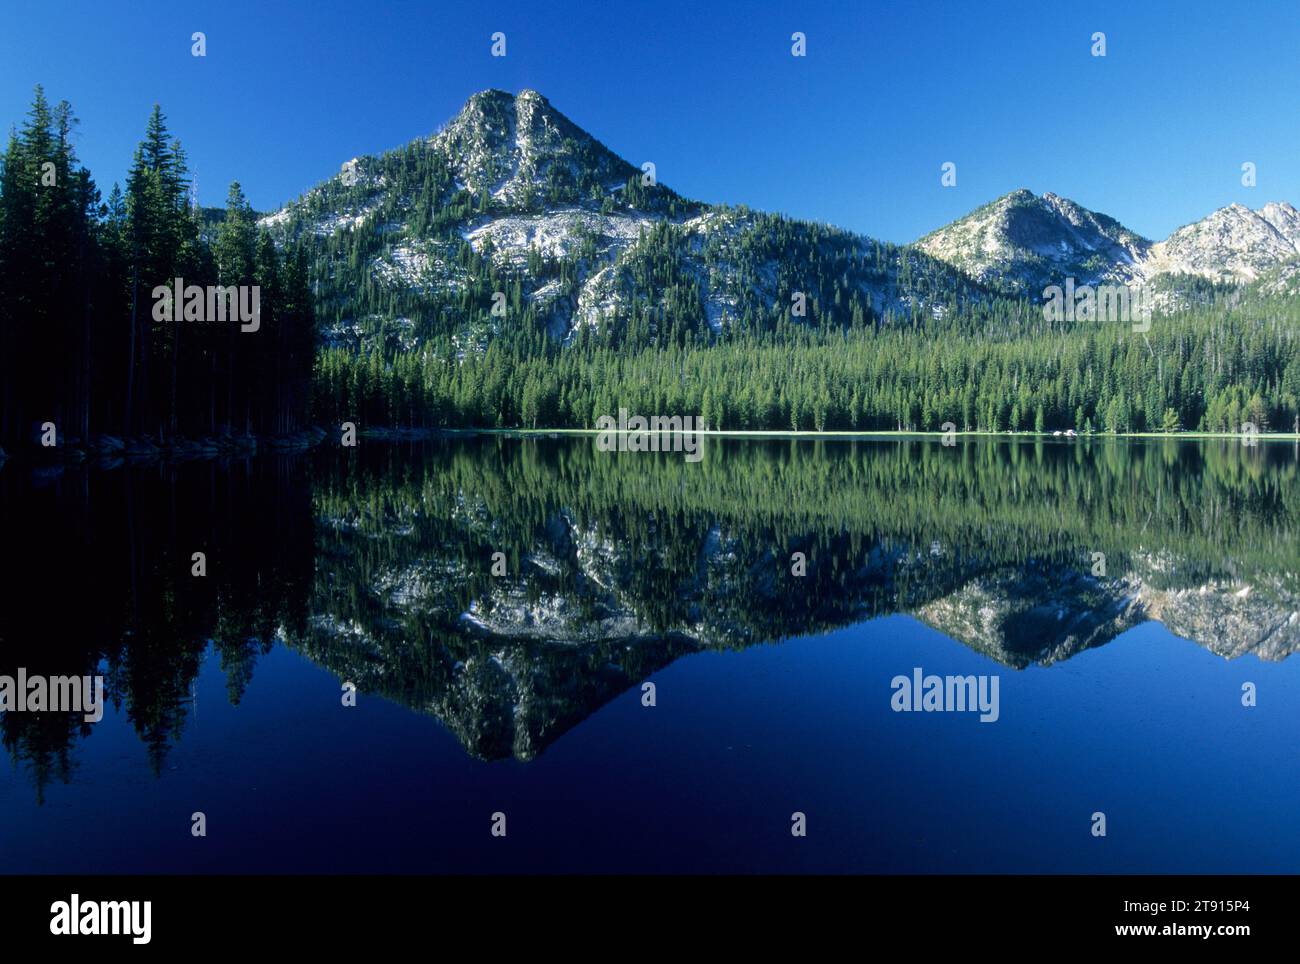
[461,208,653,265]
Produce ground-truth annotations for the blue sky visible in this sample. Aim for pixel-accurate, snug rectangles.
[2,0,1297,242]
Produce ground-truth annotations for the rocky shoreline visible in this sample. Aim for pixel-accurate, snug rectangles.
[0,426,329,469]
[0,425,481,472]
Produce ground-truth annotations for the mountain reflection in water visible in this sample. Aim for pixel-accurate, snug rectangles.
[4,435,1296,790]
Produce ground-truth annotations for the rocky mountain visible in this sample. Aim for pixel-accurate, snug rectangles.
[1145,201,1300,284]
[918,189,1300,296]
[258,89,986,353]
[257,89,1298,350]
[916,189,1151,296]
[429,87,646,209]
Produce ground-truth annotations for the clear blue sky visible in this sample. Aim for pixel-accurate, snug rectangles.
[2,0,1297,242]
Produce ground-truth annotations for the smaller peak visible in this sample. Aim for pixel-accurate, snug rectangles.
[461,89,515,111]
[513,89,556,117]
[462,88,550,108]
[1039,191,1079,211]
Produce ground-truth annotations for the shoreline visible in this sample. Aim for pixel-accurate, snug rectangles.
[2,425,1296,470]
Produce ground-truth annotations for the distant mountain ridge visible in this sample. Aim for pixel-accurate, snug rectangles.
[918,188,1300,295]
[1148,200,1300,284]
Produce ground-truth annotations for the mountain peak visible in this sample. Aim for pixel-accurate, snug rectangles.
[985,188,1040,210]
[460,87,549,110]
[921,190,1300,291]
[1149,199,1300,282]
[918,190,1149,294]
[432,89,639,204]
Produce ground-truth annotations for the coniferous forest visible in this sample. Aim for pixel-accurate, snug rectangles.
[0,88,315,453]
[2,87,1299,452]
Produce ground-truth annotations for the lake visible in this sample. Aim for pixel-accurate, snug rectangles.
[2,435,1298,873]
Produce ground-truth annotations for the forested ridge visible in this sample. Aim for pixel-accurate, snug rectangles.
[3,87,1299,451]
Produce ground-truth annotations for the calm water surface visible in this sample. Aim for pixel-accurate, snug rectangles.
[2,436,1298,872]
